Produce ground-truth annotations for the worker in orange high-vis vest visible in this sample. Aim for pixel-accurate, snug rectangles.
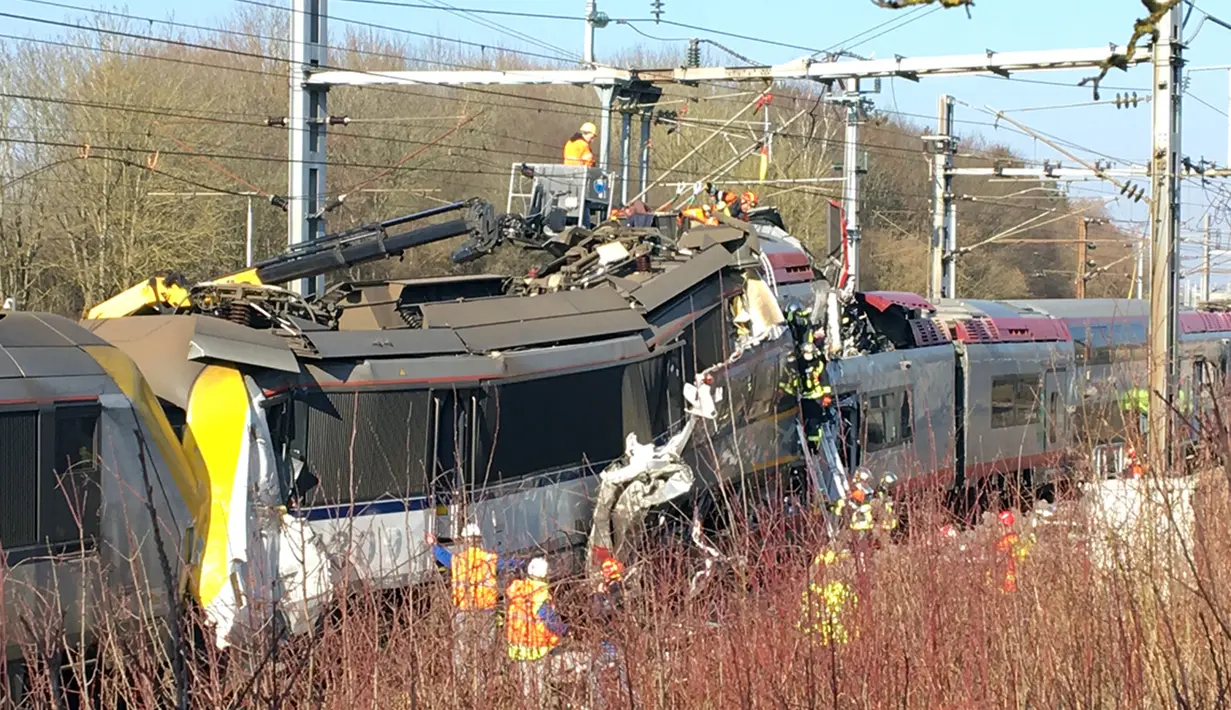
[428,524,526,674]
[563,122,598,167]
[507,557,569,700]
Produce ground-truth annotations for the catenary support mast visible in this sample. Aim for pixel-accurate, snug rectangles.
[1148,2,1184,469]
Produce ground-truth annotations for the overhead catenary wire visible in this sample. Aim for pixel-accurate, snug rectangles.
[0,7,1151,173]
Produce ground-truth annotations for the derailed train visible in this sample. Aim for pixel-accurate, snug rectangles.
[64,199,822,650]
[5,191,1229,663]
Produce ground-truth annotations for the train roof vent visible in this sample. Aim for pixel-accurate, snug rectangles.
[955,317,997,343]
[909,318,952,347]
[954,316,1069,343]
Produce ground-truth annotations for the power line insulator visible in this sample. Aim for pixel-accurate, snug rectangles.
[266,116,289,127]
[650,0,665,23]
[686,38,700,68]
[328,115,351,126]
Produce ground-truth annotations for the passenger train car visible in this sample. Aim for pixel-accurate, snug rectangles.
[0,312,204,665]
[821,294,1231,501]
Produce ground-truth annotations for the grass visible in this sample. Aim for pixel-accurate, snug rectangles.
[5,444,1231,708]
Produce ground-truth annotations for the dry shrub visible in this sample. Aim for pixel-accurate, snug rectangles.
[9,443,1231,708]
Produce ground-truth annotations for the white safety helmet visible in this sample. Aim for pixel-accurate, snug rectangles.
[461,523,483,540]
[527,557,549,580]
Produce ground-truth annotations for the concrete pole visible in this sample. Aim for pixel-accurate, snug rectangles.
[289,0,327,297]
[596,86,614,173]
[583,0,596,66]
[843,88,863,291]
[246,195,254,268]
[1148,2,1183,469]
[620,109,632,206]
[1203,213,1212,303]
[929,95,955,301]
[638,109,652,195]
[1076,218,1088,299]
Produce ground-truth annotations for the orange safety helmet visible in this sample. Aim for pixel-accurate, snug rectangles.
[739,191,759,211]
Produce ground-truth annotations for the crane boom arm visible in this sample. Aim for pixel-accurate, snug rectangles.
[85,199,496,319]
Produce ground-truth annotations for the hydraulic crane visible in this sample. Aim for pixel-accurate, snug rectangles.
[86,198,497,319]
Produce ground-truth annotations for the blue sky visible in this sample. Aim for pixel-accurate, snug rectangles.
[11,0,1231,287]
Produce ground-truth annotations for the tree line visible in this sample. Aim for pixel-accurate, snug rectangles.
[0,5,1139,316]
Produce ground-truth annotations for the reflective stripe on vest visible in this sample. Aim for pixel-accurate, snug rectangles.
[563,138,595,167]
[506,578,560,661]
[451,546,499,610]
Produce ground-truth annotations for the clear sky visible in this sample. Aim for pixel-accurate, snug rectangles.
[10,0,1231,287]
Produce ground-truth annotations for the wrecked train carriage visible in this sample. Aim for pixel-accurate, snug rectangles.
[0,312,203,665]
[821,294,1077,496]
[86,217,818,647]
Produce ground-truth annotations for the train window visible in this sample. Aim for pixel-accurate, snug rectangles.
[1071,325,1088,363]
[0,411,39,549]
[44,406,102,546]
[865,389,912,452]
[900,390,913,441]
[991,374,1042,429]
[1047,392,1060,445]
[1087,326,1112,365]
[474,366,626,486]
[295,390,432,507]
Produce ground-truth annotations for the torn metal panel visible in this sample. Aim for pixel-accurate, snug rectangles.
[187,318,300,373]
[678,225,747,251]
[419,288,632,329]
[84,316,295,408]
[363,355,505,382]
[304,329,468,359]
[502,336,648,376]
[630,245,735,313]
[587,419,697,561]
[454,310,649,352]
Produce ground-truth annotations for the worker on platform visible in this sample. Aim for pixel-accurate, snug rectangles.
[427,524,526,673]
[679,203,720,228]
[563,122,598,167]
[507,557,569,700]
[738,191,759,216]
[797,546,857,646]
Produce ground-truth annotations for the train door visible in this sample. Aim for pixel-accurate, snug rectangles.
[835,391,861,471]
[1042,368,1067,463]
[428,388,474,539]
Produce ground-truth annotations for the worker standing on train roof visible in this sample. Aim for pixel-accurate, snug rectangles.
[507,557,569,700]
[426,524,527,674]
[563,122,598,167]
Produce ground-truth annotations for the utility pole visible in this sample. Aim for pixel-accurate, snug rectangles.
[1203,213,1212,303]
[842,80,865,291]
[583,0,597,66]
[1076,217,1089,298]
[246,195,255,268]
[289,0,327,297]
[1148,2,1184,470]
[927,95,956,301]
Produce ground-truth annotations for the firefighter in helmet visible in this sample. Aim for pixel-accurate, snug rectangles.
[797,546,857,646]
